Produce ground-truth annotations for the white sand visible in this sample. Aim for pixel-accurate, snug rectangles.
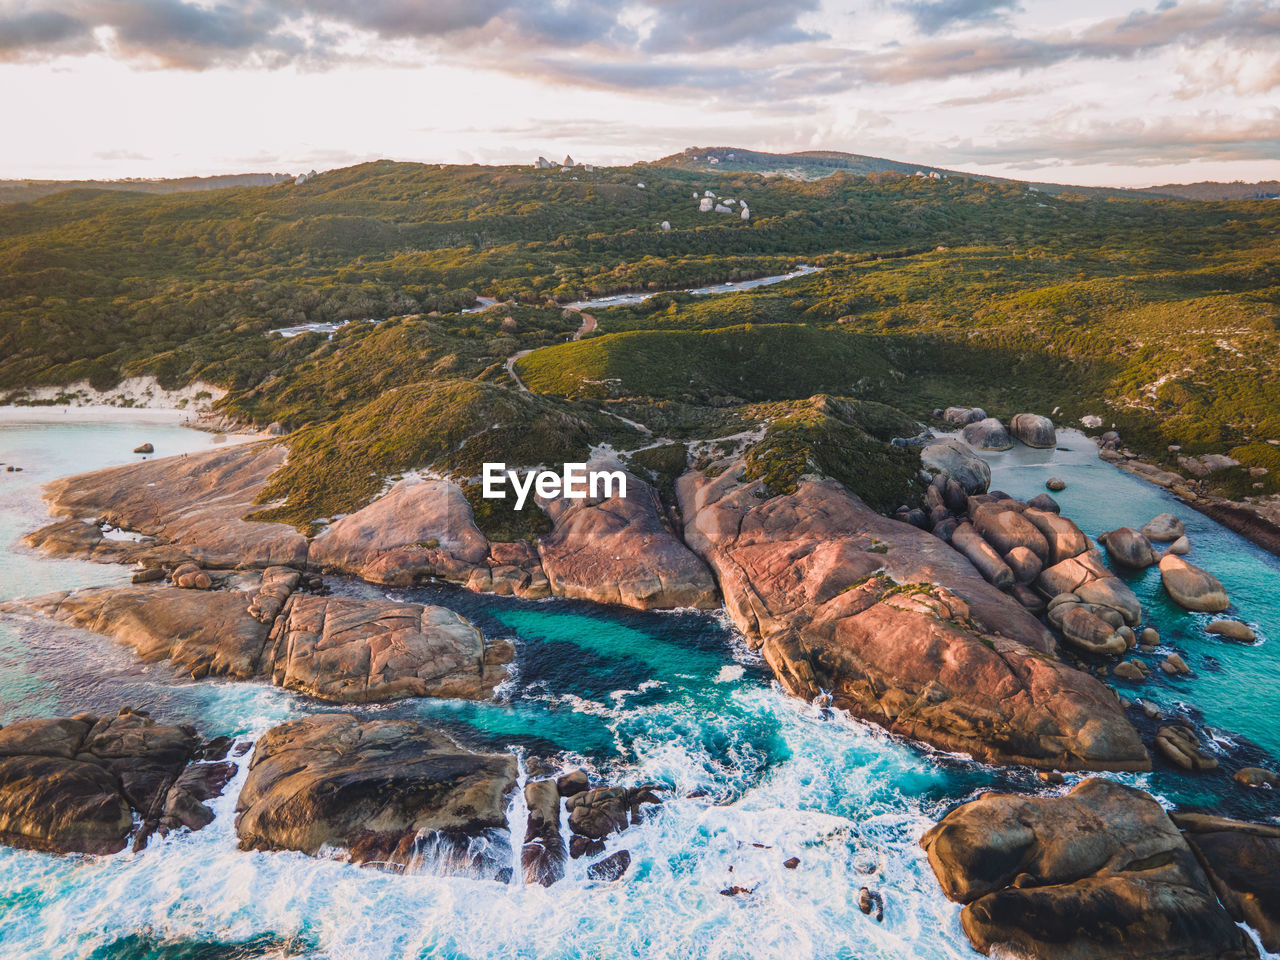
[0,404,266,445]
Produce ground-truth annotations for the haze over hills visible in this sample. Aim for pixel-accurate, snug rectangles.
[0,173,294,206]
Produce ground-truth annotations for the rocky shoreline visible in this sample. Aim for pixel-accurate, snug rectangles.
[3,417,1279,957]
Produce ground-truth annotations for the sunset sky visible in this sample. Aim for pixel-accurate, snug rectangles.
[1,0,1277,186]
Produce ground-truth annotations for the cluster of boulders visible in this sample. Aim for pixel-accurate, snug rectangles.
[26,445,717,613]
[678,462,1149,771]
[0,707,234,855]
[922,778,1268,959]
[936,407,1057,450]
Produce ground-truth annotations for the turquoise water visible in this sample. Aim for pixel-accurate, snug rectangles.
[1,418,1278,959]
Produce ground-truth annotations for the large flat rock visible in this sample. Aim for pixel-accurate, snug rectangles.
[922,779,1257,960]
[235,714,516,866]
[677,466,1148,771]
[33,443,307,568]
[1,579,510,702]
[538,464,718,610]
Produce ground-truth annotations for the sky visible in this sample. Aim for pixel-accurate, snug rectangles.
[0,0,1277,187]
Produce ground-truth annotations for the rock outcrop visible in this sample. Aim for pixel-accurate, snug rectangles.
[1,576,510,702]
[922,779,1257,960]
[921,440,991,494]
[0,709,229,854]
[1010,413,1056,448]
[677,466,1148,771]
[236,714,516,867]
[537,464,718,610]
[961,417,1013,451]
[32,443,307,568]
[1160,555,1230,612]
[1175,813,1280,953]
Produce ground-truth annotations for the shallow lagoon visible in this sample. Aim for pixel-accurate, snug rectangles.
[0,417,1277,960]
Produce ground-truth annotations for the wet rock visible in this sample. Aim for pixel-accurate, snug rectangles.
[1142,513,1186,543]
[961,417,1013,451]
[858,887,884,921]
[1175,814,1280,953]
[1159,555,1229,612]
[0,711,214,855]
[569,835,605,859]
[1234,767,1280,789]
[1207,620,1256,643]
[1010,414,1056,449]
[921,779,1254,960]
[1160,653,1192,676]
[557,770,590,797]
[587,849,631,882]
[522,779,566,887]
[235,714,516,866]
[1045,477,1066,492]
[1140,627,1160,645]
[1099,527,1157,569]
[783,856,800,869]
[677,469,1148,772]
[1038,770,1065,784]
[1113,660,1148,682]
[1155,724,1218,771]
[920,440,991,494]
[1167,535,1191,555]
[160,760,237,833]
[566,786,660,841]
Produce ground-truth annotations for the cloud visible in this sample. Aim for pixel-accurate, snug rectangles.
[944,108,1280,167]
[894,0,1021,35]
[857,0,1280,84]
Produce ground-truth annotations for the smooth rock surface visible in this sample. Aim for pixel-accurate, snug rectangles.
[677,467,1148,771]
[236,714,516,866]
[1010,413,1056,448]
[920,440,991,494]
[921,779,1255,960]
[1160,555,1230,612]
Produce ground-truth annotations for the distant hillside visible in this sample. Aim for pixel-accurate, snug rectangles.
[0,173,293,205]
[1141,181,1280,202]
[650,147,1135,198]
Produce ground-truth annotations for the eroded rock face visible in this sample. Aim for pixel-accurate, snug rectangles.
[538,464,718,610]
[236,714,516,867]
[677,467,1148,771]
[0,710,225,855]
[2,577,510,702]
[922,779,1256,960]
[33,443,307,568]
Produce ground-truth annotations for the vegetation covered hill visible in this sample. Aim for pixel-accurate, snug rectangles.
[2,156,1277,522]
[0,174,292,206]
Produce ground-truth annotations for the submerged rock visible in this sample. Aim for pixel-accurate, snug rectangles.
[677,467,1148,771]
[1207,619,1256,642]
[236,714,516,866]
[0,710,224,855]
[921,779,1255,960]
